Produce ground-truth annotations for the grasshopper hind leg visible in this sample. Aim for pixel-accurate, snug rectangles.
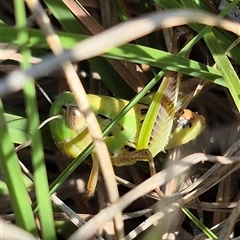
[86,149,163,199]
[112,148,164,198]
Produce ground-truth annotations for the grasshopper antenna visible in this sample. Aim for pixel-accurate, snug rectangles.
[15,114,62,152]
[16,81,61,152]
[35,81,53,105]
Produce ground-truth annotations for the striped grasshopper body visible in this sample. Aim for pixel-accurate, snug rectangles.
[49,92,205,197]
[50,93,148,164]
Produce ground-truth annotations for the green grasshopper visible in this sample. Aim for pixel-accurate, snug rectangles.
[49,27,206,197]
[49,92,205,197]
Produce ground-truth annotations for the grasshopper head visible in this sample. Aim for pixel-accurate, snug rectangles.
[165,109,206,150]
[49,92,90,158]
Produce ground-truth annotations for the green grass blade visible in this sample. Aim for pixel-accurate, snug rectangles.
[154,0,240,111]
[110,0,131,21]
[23,82,57,240]
[1,20,234,89]
[204,31,240,111]
[0,23,134,98]
[0,101,38,236]
[181,206,218,239]
[14,0,56,238]
[180,0,240,110]
[48,143,93,195]
[4,112,60,151]
[4,113,30,144]
[155,0,240,64]
[0,23,227,88]
[43,0,84,33]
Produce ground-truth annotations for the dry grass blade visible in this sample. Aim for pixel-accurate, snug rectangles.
[0,43,21,62]
[69,10,240,61]
[213,138,240,225]
[218,200,240,240]
[125,202,181,240]
[0,218,37,240]
[126,139,240,239]
[0,18,41,64]
[68,153,239,240]
[62,0,149,92]
[177,163,240,209]
[216,139,240,240]
[224,138,240,157]
[185,201,238,212]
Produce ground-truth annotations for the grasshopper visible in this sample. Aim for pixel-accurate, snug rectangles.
[49,94,205,198]
[49,27,206,197]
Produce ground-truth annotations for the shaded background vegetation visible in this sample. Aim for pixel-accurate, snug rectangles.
[0,0,240,239]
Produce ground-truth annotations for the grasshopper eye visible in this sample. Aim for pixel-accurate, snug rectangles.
[166,109,206,149]
[65,104,86,131]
